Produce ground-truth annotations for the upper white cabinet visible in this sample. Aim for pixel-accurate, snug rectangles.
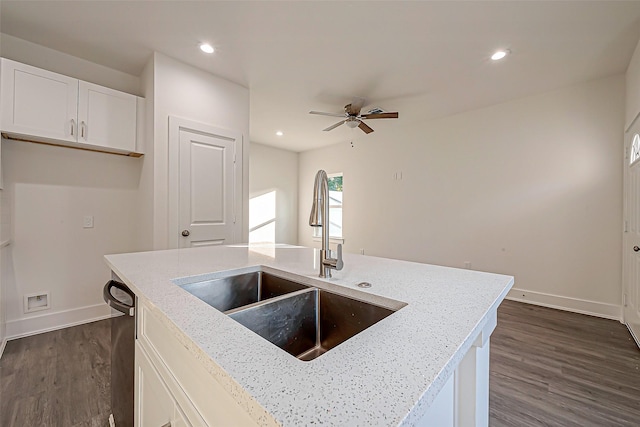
[78,81,137,152]
[0,58,143,156]
[1,59,78,143]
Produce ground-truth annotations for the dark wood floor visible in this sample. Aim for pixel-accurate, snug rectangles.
[0,319,111,427]
[490,300,640,427]
[0,301,638,426]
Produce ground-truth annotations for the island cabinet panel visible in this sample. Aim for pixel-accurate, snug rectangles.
[0,58,143,156]
[135,343,187,427]
[416,310,496,427]
[417,373,455,426]
[137,300,261,427]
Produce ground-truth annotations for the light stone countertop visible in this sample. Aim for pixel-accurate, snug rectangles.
[105,244,514,426]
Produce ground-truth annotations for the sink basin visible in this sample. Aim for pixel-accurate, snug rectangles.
[228,288,395,361]
[181,271,309,312]
[179,270,402,361]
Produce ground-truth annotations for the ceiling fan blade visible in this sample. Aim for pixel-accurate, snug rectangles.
[360,112,399,120]
[310,111,346,118]
[358,121,374,134]
[323,120,346,131]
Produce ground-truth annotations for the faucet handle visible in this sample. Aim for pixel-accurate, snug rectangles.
[334,244,344,271]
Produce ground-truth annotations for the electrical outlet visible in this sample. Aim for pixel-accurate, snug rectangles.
[83,215,94,228]
[360,248,365,255]
[464,261,471,269]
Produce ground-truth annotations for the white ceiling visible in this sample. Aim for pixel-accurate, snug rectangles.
[2,1,640,152]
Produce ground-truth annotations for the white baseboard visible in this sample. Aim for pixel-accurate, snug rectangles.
[0,337,7,359]
[5,303,112,340]
[506,287,623,322]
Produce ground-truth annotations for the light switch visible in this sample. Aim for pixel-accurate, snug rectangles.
[83,215,94,228]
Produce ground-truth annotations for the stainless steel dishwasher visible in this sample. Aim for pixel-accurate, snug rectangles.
[103,277,135,427]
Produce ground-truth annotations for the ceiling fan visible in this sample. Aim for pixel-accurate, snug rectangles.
[309,99,399,134]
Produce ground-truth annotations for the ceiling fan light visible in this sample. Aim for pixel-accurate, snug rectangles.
[346,120,360,129]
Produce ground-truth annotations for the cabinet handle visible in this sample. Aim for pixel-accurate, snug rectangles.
[160,423,171,427]
[81,121,86,139]
[70,119,75,136]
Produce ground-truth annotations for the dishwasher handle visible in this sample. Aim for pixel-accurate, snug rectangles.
[103,280,135,316]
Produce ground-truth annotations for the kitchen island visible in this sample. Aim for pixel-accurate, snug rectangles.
[105,244,514,426]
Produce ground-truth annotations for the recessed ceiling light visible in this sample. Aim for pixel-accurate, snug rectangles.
[491,50,510,61]
[200,43,215,54]
[276,131,284,136]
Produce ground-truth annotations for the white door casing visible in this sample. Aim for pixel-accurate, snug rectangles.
[623,116,640,348]
[168,117,241,249]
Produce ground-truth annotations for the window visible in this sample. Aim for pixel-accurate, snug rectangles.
[632,134,640,165]
[314,173,343,239]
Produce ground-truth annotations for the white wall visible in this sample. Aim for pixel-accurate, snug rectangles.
[0,36,6,354]
[150,53,250,248]
[0,40,250,340]
[0,33,140,95]
[626,38,640,130]
[299,75,624,319]
[1,140,141,338]
[0,35,144,338]
[0,169,8,355]
[249,143,298,244]
[135,56,155,251]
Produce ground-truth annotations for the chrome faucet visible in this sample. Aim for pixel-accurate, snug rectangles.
[309,170,344,278]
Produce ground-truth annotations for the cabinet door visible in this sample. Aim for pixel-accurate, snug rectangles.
[78,80,137,152]
[0,58,78,142]
[135,343,175,427]
[173,405,193,427]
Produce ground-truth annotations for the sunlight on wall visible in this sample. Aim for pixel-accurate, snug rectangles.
[249,190,276,243]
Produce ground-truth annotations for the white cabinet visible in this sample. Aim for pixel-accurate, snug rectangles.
[136,343,175,427]
[136,300,259,427]
[136,342,192,427]
[0,58,142,156]
[0,59,78,143]
[78,81,137,152]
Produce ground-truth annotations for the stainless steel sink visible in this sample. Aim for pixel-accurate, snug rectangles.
[228,288,395,361]
[181,271,309,312]
[180,271,401,361]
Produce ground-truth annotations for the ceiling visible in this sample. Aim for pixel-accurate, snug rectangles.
[2,1,640,152]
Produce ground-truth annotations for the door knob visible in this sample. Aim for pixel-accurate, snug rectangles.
[181,230,190,237]
[634,246,639,252]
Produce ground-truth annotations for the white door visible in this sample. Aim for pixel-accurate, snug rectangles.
[178,128,236,248]
[623,118,640,348]
[0,58,78,142]
[77,81,137,152]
